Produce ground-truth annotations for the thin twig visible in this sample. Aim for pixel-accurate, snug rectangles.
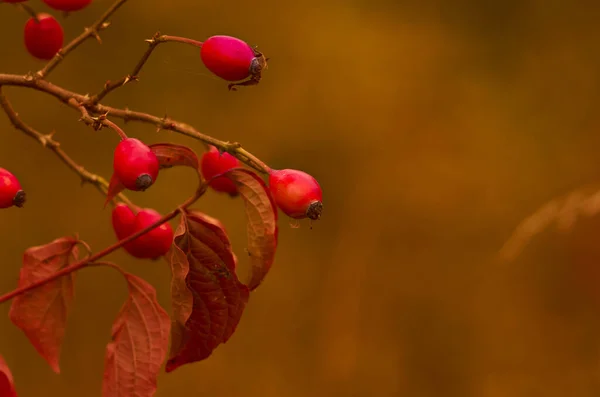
[74,101,127,139]
[36,0,129,79]
[0,87,133,207]
[89,32,203,104]
[16,3,39,19]
[158,35,203,47]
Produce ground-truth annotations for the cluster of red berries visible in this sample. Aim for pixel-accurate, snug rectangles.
[108,138,322,260]
[0,136,323,261]
[4,0,92,60]
[1,0,322,258]
[109,137,171,259]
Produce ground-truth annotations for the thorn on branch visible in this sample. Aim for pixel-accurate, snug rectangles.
[226,142,242,152]
[40,131,58,148]
[145,31,162,45]
[84,27,102,44]
[156,114,175,133]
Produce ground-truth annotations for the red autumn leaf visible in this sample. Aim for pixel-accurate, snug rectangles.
[0,355,17,397]
[223,168,278,291]
[149,143,201,177]
[104,172,126,207]
[9,236,80,374]
[165,210,249,373]
[103,272,170,397]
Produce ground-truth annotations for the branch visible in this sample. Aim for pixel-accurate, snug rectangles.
[90,103,272,173]
[0,186,205,305]
[36,0,129,79]
[89,32,204,104]
[0,87,133,207]
[75,102,127,139]
[0,74,272,174]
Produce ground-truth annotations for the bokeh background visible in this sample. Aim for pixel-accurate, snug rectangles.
[2,0,600,396]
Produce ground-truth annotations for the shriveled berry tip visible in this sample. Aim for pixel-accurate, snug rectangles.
[12,190,26,208]
[306,201,323,220]
[135,174,153,191]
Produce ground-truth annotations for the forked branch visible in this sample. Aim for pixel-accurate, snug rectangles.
[0,87,133,207]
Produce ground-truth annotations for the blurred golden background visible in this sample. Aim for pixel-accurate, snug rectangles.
[2,0,600,396]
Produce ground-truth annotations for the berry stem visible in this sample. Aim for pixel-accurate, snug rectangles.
[158,35,203,48]
[36,0,129,79]
[0,87,133,207]
[0,186,206,305]
[75,102,128,139]
[17,3,39,20]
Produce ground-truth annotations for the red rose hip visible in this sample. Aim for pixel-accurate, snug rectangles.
[269,169,323,220]
[42,0,92,12]
[24,14,64,60]
[200,145,241,195]
[0,168,25,209]
[113,138,159,191]
[111,204,174,259]
[200,35,267,86]
[131,209,174,259]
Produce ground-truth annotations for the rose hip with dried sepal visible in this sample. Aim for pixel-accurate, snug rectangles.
[113,138,160,191]
[42,0,92,12]
[200,35,268,90]
[111,204,174,259]
[0,168,25,209]
[24,13,64,60]
[200,145,241,196]
[268,169,322,220]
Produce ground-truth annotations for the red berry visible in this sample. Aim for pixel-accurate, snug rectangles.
[24,14,63,60]
[0,168,25,209]
[132,209,174,259]
[111,203,141,256]
[113,138,159,191]
[200,35,266,82]
[269,169,322,220]
[111,204,174,259]
[42,0,92,11]
[200,145,241,196]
